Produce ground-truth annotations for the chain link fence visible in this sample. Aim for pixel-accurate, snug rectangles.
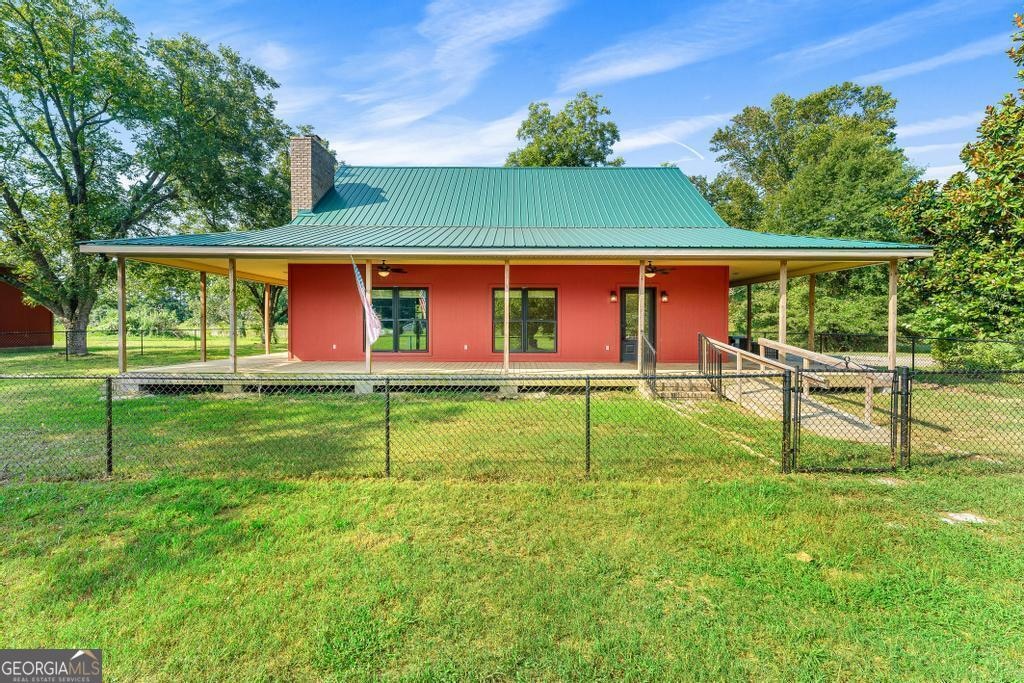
[2,367,1023,482]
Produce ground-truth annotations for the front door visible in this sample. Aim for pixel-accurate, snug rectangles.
[620,287,656,362]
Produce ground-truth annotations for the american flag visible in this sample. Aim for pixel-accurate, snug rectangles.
[351,257,382,345]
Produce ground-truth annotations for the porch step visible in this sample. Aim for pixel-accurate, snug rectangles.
[658,391,716,400]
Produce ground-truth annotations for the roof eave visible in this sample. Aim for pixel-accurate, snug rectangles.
[79,244,933,260]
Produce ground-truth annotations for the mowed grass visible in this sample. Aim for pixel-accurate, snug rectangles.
[0,330,287,375]
[3,349,1024,678]
[3,473,1024,680]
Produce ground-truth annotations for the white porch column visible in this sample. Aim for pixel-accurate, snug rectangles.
[263,283,271,355]
[807,274,816,351]
[637,260,646,372]
[228,258,237,374]
[888,259,898,370]
[117,256,126,373]
[745,284,753,351]
[365,260,373,374]
[199,271,207,363]
[778,260,788,345]
[503,260,510,372]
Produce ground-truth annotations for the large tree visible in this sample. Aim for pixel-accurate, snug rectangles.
[0,0,285,353]
[701,83,918,338]
[892,15,1024,346]
[506,91,624,167]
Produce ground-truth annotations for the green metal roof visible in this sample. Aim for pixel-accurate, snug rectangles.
[81,166,926,252]
[293,166,728,228]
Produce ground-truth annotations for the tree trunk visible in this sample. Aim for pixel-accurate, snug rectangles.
[62,306,93,356]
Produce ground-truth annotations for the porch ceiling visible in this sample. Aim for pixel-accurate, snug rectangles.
[120,253,917,287]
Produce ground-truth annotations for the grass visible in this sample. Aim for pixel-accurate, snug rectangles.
[3,347,1024,678]
[0,330,287,375]
[3,473,1024,680]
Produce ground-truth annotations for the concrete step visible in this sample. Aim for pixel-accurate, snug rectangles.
[658,391,716,400]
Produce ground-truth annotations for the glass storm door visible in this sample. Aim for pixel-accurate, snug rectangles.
[620,287,656,362]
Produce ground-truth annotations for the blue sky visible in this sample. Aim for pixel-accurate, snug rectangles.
[121,0,1019,180]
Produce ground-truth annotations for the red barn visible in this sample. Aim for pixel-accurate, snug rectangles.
[0,268,54,348]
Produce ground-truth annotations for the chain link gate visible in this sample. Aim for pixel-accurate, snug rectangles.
[786,368,911,472]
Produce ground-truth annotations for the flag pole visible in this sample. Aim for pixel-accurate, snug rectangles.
[365,259,373,374]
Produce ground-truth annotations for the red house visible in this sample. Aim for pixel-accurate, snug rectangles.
[0,267,53,348]
[81,136,930,374]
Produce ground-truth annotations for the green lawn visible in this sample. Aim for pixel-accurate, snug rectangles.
[3,348,1024,678]
[2,473,1024,680]
[0,330,288,375]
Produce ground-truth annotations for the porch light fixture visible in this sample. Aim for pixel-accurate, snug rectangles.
[609,291,618,303]
[376,260,406,278]
[661,291,669,303]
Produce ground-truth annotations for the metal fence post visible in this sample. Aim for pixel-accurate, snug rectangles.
[585,377,591,477]
[105,377,113,475]
[384,377,391,477]
[899,366,911,468]
[911,337,916,371]
[781,371,792,473]
[140,331,144,356]
[65,331,70,361]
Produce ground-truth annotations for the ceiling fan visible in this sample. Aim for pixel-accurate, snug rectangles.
[376,260,407,278]
[644,261,673,278]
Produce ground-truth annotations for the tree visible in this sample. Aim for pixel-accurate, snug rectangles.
[704,83,918,337]
[0,0,285,353]
[689,173,763,230]
[506,91,624,167]
[709,83,899,196]
[892,14,1024,350]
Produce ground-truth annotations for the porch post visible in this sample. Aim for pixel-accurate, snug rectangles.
[807,274,816,351]
[117,256,126,373]
[503,260,510,372]
[888,259,897,370]
[745,284,752,351]
[637,260,646,372]
[778,260,788,345]
[365,260,373,373]
[199,271,207,363]
[263,283,271,355]
[228,258,237,373]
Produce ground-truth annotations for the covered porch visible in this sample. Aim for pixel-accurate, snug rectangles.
[124,352,700,376]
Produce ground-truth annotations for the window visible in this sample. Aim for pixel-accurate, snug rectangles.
[370,288,428,352]
[492,288,557,353]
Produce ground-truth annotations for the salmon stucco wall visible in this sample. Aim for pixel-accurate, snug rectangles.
[0,272,54,347]
[287,263,728,363]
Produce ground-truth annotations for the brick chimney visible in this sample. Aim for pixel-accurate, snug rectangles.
[289,135,337,218]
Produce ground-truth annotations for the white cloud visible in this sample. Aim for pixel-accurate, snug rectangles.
[855,33,1007,83]
[902,141,965,155]
[772,0,969,72]
[896,112,984,138]
[322,110,526,166]
[559,1,783,90]
[616,113,733,154]
[341,0,568,128]
[253,41,297,71]
[922,164,964,181]
[273,86,338,117]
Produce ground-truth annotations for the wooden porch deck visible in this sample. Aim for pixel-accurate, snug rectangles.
[126,352,700,376]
